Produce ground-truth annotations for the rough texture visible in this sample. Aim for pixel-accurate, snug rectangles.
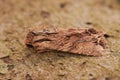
[25,27,108,56]
[0,0,120,80]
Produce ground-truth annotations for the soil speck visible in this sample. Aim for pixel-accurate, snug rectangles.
[41,10,50,18]
[60,3,67,8]
[86,22,92,25]
[26,74,32,80]
[7,65,14,70]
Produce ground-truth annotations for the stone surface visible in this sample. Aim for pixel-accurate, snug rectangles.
[0,0,120,80]
[0,60,8,74]
[0,42,10,58]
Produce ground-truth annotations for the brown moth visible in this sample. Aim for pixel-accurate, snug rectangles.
[25,25,109,56]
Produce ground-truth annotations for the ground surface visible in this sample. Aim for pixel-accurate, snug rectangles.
[0,0,120,80]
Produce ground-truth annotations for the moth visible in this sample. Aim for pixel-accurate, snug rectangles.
[25,25,109,56]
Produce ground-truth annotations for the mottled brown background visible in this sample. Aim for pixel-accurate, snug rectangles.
[0,0,120,80]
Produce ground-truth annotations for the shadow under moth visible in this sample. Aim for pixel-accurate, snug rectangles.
[25,25,109,56]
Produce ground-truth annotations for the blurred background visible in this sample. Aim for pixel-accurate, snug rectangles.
[0,0,120,80]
